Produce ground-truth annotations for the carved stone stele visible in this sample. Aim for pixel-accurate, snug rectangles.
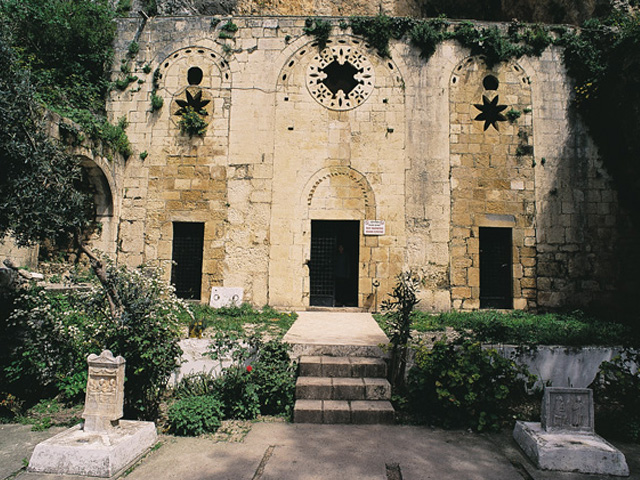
[82,350,126,432]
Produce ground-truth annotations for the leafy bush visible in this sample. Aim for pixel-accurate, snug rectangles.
[178,106,208,137]
[167,395,223,436]
[208,335,297,420]
[591,349,640,442]
[1,263,186,419]
[303,17,332,51]
[381,271,424,392]
[407,339,533,431]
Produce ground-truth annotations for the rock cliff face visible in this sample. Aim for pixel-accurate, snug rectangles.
[135,0,632,23]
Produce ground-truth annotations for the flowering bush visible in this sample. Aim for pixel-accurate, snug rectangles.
[0,262,187,419]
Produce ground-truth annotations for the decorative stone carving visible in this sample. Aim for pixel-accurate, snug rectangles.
[541,387,593,432]
[513,387,628,476]
[82,350,125,432]
[307,43,374,110]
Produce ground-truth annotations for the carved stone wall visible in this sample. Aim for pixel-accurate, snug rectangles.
[104,16,622,311]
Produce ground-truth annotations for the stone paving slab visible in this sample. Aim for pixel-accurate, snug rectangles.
[7,421,640,480]
[283,312,389,347]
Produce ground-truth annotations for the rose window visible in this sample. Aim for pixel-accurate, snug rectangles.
[307,45,375,110]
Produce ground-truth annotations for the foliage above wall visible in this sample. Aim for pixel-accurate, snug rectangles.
[303,11,640,220]
[0,0,130,158]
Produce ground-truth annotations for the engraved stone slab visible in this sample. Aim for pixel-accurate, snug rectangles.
[209,287,243,308]
[82,350,125,432]
[541,387,593,433]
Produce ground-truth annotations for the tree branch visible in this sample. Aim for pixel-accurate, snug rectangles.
[75,232,123,320]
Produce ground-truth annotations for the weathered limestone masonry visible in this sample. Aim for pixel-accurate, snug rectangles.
[102,16,620,311]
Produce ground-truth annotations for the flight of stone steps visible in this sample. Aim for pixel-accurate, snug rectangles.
[293,355,395,424]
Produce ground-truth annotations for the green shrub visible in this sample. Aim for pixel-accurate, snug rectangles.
[150,92,163,111]
[591,349,640,442]
[205,335,296,420]
[178,106,208,137]
[167,395,223,436]
[382,271,423,392]
[407,339,533,431]
[303,17,332,51]
[2,263,187,420]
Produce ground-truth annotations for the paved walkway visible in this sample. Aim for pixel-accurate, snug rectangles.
[283,311,389,358]
[5,421,639,480]
[283,311,388,346]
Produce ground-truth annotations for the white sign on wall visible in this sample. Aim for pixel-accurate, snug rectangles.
[364,220,385,236]
[209,287,244,308]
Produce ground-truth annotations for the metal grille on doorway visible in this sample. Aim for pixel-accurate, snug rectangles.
[310,235,336,307]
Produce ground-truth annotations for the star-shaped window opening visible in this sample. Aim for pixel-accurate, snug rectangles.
[174,89,210,117]
[320,59,360,96]
[473,95,507,131]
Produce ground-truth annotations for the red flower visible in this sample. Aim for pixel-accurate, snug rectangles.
[246,365,253,373]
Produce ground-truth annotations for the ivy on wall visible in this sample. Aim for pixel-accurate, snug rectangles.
[304,12,640,221]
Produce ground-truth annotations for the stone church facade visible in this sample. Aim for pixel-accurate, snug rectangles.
[39,16,621,311]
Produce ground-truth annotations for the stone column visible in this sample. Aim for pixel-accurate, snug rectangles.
[82,350,126,432]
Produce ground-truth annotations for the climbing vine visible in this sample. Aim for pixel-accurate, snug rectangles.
[302,11,640,221]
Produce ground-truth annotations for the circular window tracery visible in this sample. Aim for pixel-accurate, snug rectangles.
[306,45,375,110]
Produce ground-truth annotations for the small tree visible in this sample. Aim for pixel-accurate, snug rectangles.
[382,271,424,392]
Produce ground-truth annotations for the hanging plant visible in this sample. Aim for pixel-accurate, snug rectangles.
[178,106,208,137]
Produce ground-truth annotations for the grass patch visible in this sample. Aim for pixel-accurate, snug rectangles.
[377,310,631,346]
[179,303,297,339]
[17,398,82,431]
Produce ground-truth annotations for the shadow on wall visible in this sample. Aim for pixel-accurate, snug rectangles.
[535,109,640,319]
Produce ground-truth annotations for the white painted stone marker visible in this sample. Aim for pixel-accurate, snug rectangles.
[28,350,157,477]
[209,286,243,308]
[513,387,629,476]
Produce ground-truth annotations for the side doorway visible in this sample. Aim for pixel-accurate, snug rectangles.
[310,220,359,307]
[171,222,205,300]
[479,227,513,309]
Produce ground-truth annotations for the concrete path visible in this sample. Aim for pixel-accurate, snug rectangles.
[283,312,389,357]
[7,421,640,480]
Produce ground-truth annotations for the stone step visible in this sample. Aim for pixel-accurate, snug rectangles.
[299,356,387,378]
[294,399,395,424]
[295,377,391,401]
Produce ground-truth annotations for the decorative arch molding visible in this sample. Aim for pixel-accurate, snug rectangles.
[276,35,404,106]
[155,46,232,96]
[450,55,530,87]
[302,166,376,219]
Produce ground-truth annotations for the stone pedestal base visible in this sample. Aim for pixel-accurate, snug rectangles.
[28,420,157,478]
[513,421,629,477]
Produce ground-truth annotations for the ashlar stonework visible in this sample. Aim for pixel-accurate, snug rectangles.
[32,16,622,312]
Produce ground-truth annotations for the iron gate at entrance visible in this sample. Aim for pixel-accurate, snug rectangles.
[310,220,359,307]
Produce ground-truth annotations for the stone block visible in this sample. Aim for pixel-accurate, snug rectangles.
[363,378,391,400]
[332,378,365,400]
[321,357,352,377]
[513,421,628,476]
[295,377,332,400]
[209,287,243,308]
[293,400,323,424]
[323,401,351,424]
[541,388,594,433]
[298,356,322,377]
[28,421,157,478]
[350,401,395,424]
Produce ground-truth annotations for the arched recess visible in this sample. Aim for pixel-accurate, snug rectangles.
[448,55,536,311]
[79,156,116,255]
[302,166,376,221]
